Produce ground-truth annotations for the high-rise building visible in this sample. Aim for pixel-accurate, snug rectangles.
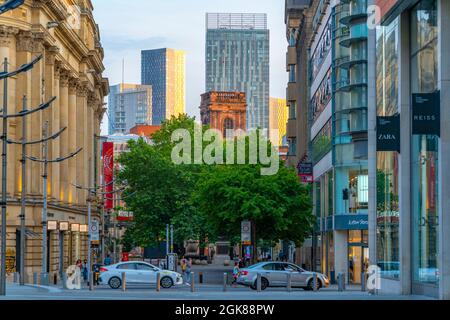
[269,97,288,147]
[285,0,370,284]
[108,84,152,134]
[141,48,186,125]
[200,91,247,138]
[205,13,270,130]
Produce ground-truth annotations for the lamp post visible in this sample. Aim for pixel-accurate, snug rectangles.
[0,54,46,296]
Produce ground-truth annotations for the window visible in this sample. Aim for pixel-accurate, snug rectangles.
[117,263,136,270]
[136,263,155,271]
[223,118,234,137]
[410,0,439,285]
[289,101,297,119]
[312,120,332,164]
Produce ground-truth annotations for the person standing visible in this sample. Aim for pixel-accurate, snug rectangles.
[185,258,192,286]
[181,258,187,281]
[82,259,88,281]
[104,254,112,266]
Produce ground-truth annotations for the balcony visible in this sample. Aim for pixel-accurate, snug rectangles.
[340,0,368,26]
[287,46,297,65]
[287,82,297,101]
[339,23,368,48]
[287,118,298,138]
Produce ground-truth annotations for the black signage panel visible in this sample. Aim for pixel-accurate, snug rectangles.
[412,91,440,137]
[377,115,400,152]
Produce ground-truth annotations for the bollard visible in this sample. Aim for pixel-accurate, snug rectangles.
[13,272,19,283]
[62,273,68,289]
[223,273,227,292]
[190,272,195,292]
[287,273,292,292]
[40,272,49,286]
[313,273,318,292]
[53,273,58,285]
[199,272,203,284]
[33,272,38,285]
[156,272,161,292]
[257,273,262,292]
[337,273,343,292]
[89,272,94,291]
[361,272,367,292]
[122,272,126,292]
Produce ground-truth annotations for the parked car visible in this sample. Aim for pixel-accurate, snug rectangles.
[237,262,329,291]
[99,261,183,289]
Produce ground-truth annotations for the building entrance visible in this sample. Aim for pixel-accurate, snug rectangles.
[348,245,369,284]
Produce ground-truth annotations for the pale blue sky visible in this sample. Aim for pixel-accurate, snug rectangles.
[91,0,286,134]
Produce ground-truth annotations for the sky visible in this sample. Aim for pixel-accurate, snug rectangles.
[91,0,287,135]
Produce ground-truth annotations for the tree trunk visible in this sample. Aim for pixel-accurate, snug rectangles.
[252,220,257,264]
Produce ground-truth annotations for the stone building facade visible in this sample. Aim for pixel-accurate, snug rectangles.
[200,91,247,138]
[0,0,108,281]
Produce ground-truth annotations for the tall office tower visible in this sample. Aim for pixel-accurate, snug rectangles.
[141,48,186,125]
[108,84,153,134]
[206,13,270,130]
[269,97,288,147]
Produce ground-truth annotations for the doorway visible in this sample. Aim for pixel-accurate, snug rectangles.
[348,245,369,284]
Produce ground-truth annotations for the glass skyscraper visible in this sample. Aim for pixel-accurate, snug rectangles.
[141,48,186,125]
[205,13,270,130]
[108,84,153,135]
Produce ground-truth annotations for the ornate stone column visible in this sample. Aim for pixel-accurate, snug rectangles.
[29,32,45,197]
[59,70,69,203]
[51,62,61,202]
[45,46,59,200]
[76,83,88,206]
[68,78,78,205]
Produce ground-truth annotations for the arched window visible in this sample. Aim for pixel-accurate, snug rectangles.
[223,118,234,138]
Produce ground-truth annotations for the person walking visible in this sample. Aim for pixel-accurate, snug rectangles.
[232,262,241,287]
[82,259,88,281]
[181,258,187,281]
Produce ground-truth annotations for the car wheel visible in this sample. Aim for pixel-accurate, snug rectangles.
[261,278,269,290]
[160,276,174,289]
[307,279,321,291]
[108,277,122,289]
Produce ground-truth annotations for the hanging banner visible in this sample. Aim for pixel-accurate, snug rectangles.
[102,142,114,210]
[412,91,440,137]
[376,115,400,152]
[298,161,313,183]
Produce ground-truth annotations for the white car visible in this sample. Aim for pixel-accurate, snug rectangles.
[99,261,183,289]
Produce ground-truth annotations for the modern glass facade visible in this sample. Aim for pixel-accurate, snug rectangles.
[376,17,400,279]
[410,0,439,286]
[108,84,153,135]
[206,13,270,130]
[141,48,186,125]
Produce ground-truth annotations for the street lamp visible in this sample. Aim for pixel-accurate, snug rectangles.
[0,0,24,14]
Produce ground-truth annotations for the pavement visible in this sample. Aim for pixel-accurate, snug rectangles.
[0,281,436,300]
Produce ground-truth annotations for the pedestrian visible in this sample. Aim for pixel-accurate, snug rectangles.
[104,254,112,266]
[181,258,187,280]
[82,259,88,281]
[232,262,240,287]
[185,258,192,286]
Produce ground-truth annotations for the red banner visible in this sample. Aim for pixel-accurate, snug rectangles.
[102,142,114,210]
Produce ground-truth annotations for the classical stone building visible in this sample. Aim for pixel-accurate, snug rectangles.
[0,0,108,281]
[200,91,247,138]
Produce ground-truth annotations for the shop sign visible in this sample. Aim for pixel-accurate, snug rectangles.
[117,211,134,222]
[102,142,114,210]
[334,214,368,231]
[298,161,313,183]
[90,220,100,243]
[47,220,58,231]
[6,249,15,273]
[377,115,400,152]
[59,221,69,231]
[241,220,251,245]
[71,223,80,232]
[412,91,440,137]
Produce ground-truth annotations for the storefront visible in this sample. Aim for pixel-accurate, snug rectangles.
[371,0,450,299]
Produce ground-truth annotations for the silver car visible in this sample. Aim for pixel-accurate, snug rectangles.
[237,262,329,291]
